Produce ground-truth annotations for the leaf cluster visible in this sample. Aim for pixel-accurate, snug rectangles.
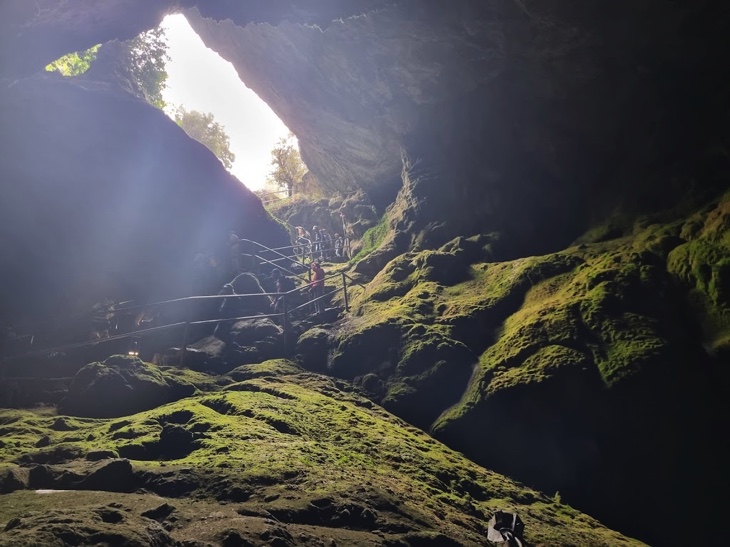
[45,27,170,110]
[173,106,236,170]
[267,133,308,197]
[45,45,101,76]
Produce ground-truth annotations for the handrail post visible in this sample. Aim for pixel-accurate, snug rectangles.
[342,272,350,312]
[282,294,289,355]
[180,300,192,367]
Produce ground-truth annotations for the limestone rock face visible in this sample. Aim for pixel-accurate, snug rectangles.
[188,1,729,261]
[0,0,394,78]
[186,4,497,194]
[0,74,287,321]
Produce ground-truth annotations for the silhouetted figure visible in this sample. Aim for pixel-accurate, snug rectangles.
[213,283,237,340]
[90,300,115,340]
[312,225,321,258]
[269,268,295,313]
[309,262,325,314]
[229,231,242,274]
[320,228,332,260]
[295,226,311,263]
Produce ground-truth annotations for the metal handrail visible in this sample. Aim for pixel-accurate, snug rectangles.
[2,255,355,366]
[252,254,309,283]
[240,238,301,269]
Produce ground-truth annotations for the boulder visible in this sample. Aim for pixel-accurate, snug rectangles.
[295,327,332,372]
[230,318,283,351]
[77,458,136,492]
[183,336,227,372]
[59,355,194,418]
[0,467,28,494]
[229,273,270,311]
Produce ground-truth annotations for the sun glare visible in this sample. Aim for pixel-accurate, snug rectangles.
[160,13,290,191]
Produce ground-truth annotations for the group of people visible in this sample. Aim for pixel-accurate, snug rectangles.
[294,226,346,262]
[208,227,333,336]
[269,261,326,315]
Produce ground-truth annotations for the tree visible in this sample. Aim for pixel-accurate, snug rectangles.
[267,133,308,197]
[45,27,169,109]
[173,107,236,170]
[45,45,101,76]
[119,27,169,109]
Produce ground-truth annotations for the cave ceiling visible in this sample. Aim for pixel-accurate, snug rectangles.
[2,0,728,212]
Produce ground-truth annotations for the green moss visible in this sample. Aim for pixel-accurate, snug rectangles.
[351,213,390,262]
[666,196,730,354]
[228,359,304,381]
[0,365,640,545]
[668,240,730,304]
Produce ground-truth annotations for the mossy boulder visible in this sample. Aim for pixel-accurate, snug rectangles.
[230,318,282,346]
[227,359,304,382]
[295,327,332,372]
[59,356,195,418]
[229,317,284,364]
[182,335,227,372]
[0,467,28,493]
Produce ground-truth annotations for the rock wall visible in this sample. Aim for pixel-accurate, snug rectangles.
[0,74,287,323]
[189,0,730,260]
[330,195,730,544]
[0,0,393,78]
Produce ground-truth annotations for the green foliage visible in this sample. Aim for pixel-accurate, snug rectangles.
[122,27,169,109]
[267,133,308,197]
[44,28,169,109]
[351,214,390,262]
[45,45,101,76]
[172,106,236,170]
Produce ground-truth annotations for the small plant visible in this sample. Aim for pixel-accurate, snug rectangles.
[553,491,562,504]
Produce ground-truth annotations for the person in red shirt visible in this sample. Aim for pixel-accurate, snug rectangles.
[309,262,325,314]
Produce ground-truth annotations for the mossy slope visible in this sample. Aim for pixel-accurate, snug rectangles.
[0,360,640,546]
[667,193,730,356]
[333,195,729,544]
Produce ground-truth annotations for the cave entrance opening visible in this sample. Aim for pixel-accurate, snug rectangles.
[45,13,297,196]
[160,13,293,194]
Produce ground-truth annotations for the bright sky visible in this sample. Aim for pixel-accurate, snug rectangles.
[160,13,290,191]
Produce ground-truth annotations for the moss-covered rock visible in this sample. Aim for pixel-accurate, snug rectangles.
[59,356,195,419]
[227,359,304,382]
[667,193,730,356]
[0,361,641,546]
[333,206,729,544]
[295,327,332,372]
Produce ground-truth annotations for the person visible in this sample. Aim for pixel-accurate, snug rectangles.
[229,231,242,274]
[334,233,343,259]
[295,226,311,262]
[312,225,321,258]
[90,300,115,340]
[309,261,326,314]
[213,283,237,340]
[269,268,295,313]
[320,228,332,260]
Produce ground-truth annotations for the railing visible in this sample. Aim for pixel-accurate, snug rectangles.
[1,272,353,374]
[240,237,349,276]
